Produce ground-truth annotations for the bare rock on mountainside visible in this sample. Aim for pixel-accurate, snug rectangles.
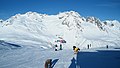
[0,11,120,49]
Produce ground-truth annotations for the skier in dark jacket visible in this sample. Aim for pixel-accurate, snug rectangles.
[87,44,89,49]
[73,46,76,50]
[106,45,108,48]
[60,44,62,50]
[73,46,80,54]
[55,44,58,51]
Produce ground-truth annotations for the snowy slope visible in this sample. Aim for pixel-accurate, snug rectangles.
[0,11,120,49]
[0,44,75,68]
[0,12,54,49]
[0,11,120,68]
[0,44,120,68]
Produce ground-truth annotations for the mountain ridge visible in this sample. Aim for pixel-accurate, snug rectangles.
[0,11,120,49]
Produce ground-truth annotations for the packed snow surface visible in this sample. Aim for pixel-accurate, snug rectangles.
[0,11,120,68]
[0,44,120,68]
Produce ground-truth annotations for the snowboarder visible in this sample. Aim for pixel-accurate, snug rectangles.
[60,44,62,50]
[55,44,58,51]
[44,59,52,68]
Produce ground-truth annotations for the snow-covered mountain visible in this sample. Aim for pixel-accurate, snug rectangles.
[0,11,120,49]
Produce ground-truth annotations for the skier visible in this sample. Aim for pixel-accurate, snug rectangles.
[73,46,80,54]
[74,47,80,54]
[87,44,89,49]
[90,44,91,47]
[73,46,76,50]
[106,45,108,49]
[44,59,52,68]
[55,44,58,51]
[60,44,62,50]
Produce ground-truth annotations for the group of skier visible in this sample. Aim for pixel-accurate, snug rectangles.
[44,38,94,68]
[44,39,65,68]
[44,45,80,68]
[54,38,66,51]
[44,34,112,68]
[87,44,92,49]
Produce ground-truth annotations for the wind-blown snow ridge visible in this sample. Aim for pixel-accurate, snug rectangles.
[0,11,120,49]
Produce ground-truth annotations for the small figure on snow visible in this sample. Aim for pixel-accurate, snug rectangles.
[55,44,58,51]
[60,44,62,50]
[87,44,89,49]
[44,59,52,68]
[90,44,91,47]
[106,45,108,49]
[73,46,80,54]
[73,46,76,50]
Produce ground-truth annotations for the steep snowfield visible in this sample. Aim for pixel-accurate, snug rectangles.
[0,11,120,49]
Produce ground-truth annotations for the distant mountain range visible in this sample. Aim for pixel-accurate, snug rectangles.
[0,11,120,49]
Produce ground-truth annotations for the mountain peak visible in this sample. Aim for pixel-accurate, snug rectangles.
[58,11,81,18]
[0,11,120,49]
[57,11,85,30]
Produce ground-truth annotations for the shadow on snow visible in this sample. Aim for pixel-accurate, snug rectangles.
[0,40,21,49]
[69,57,76,68]
[69,50,120,68]
[52,59,59,68]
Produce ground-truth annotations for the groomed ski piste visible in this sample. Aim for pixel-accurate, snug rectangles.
[0,11,120,68]
[0,43,120,68]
